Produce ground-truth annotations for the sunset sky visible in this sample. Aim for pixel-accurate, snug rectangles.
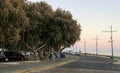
[28,0,120,56]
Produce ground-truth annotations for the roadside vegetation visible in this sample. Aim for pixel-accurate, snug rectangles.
[0,0,81,60]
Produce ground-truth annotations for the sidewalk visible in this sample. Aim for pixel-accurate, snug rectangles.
[15,55,78,73]
[16,60,75,73]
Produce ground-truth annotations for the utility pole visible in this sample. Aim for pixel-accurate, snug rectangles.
[81,40,87,56]
[92,36,100,56]
[103,25,117,60]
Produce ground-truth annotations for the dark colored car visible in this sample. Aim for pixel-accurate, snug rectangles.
[0,51,25,62]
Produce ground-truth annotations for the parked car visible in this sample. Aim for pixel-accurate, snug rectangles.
[0,51,25,62]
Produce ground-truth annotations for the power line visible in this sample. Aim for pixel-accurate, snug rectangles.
[103,25,117,60]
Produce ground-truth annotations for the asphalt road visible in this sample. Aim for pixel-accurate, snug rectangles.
[0,55,120,73]
[37,55,120,73]
[0,61,56,73]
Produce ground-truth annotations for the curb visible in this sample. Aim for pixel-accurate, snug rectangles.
[15,60,76,73]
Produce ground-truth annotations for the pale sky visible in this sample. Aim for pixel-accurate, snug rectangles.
[28,0,120,56]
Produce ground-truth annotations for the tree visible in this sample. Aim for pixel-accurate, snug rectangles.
[50,8,81,51]
[22,1,54,60]
[23,2,81,60]
[0,0,81,60]
[0,0,28,50]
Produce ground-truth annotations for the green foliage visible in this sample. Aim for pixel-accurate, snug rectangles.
[0,0,81,53]
[51,8,81,50]
[0,0,28,49]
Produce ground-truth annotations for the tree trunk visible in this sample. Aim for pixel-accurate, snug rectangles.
[33,50,39,61]
[20,40,46,61]
[37,50,44,60]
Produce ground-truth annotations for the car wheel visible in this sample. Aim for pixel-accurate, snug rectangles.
[5,58,9,62]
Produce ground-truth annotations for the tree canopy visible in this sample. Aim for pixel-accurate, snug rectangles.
[0,0,28,49]
[0,0,81,59]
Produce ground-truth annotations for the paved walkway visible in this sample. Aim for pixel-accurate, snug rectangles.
[0,59,75,73]
[15,55,79,73]
[17,60,76,73]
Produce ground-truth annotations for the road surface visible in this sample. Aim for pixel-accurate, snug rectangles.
[0,61,55,73]
[37,55,120,73]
